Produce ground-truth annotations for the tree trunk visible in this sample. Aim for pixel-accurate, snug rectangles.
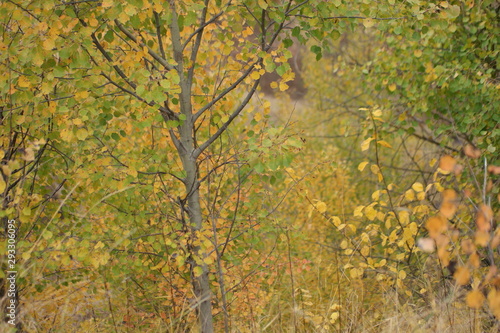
[179,147,214,333]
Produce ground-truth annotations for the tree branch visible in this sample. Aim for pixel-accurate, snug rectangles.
[194,78,260,158]
[114,19,174,71]
[193,59,260,122]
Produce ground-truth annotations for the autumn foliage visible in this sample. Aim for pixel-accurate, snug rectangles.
[0,0,499,332]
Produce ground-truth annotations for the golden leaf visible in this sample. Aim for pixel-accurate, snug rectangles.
[353,205,364,217]
[315,201,327,214]
[466,290,485,309]
[412,182,424,192]
[405,189,415,201]
[331,216,342,227]
[454,266,471,286]
[358,161,369,171]
[377,140,392,148]
[417,191,426,201]
[0,175,6,193]
[361,137,374,151]
[364,206,377,221]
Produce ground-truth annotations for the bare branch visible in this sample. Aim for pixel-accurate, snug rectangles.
[153,11,166,59]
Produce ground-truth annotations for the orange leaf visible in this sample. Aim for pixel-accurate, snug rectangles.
[487,165,500,175]
[492,233,500,248]
[454,266,470,285]
[488,289,500,319]
[463,144,481,159]
[437,246,450,267]
[439,189,458,219]
[425,215,448,238]
[475,230,490,247]
[468,252,480,268]
[476,204,493,232]
[466,289,485,309]
[461,239,476,254]
[439,155,456,172]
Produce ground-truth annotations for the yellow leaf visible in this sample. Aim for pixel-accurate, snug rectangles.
[398,210,410,225]
[363,18,375,28]
[330,312,340,323]
[358,161,369,171]
[76,128,89,141]
[364,206,377,221]
[250,71,261,80]
[102,0,113,8]
[353,205,364,217]
[279,81,289,92]
[22,206,31,216]
[315,201,327,214]
[128,167,138,177]
[412,182,424,192]
[372,109,382,117]
[17,76,30,88]
[360,137,374,151]
[258,0,268,9]
[388,83,397,92]
[43,38,55,50]
[370,164,380,175]
[405,189,415,201]
[377,140,392,148]
[331,216,342,227]
[0,175,6,193]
